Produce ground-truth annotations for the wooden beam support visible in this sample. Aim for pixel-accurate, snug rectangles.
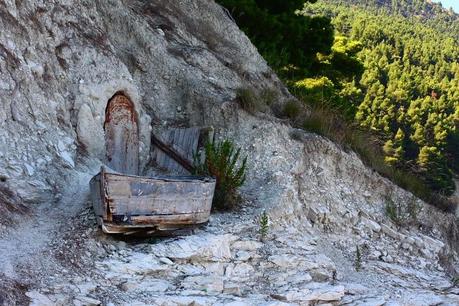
[151,134,194,172]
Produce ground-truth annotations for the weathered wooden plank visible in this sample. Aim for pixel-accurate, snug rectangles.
[90,166,216,235]
[130,212,208,224]
[104,171,213,183]
[90,168,111,220]
[108,198,210,215]
[105,180,131,196]
[106,181,209,198]
[151,134,194,172]
[107,192,213,203]
[107,191,212,214]
[100,212,209,234]
[89,174,103,217]
[151,127,203,174]
[103,171,214,216]
[100,167,111,221]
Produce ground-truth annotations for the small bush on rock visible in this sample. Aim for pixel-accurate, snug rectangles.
[385,198,401,225]
[260,88,278,106]
[259,211,269,242]
[283,100,302,120]
[355,245,362,271]
[237,87,278,114]
[385,196,421,226]
[193,139,247,210]
[237,87,262,114]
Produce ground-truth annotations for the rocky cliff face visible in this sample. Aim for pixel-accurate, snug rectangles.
[0,1,458,305]
[0,0,287,204]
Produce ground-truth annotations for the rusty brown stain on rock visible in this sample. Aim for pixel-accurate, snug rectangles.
[104,93,139,175]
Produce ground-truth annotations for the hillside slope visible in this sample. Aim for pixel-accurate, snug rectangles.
[0,0,458,305]
[328,0,459,21]
[327,0,459,49]
[300,0,459,196]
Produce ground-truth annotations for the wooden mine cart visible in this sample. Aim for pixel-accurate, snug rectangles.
[89,93,215,234]
[90,167,215,234]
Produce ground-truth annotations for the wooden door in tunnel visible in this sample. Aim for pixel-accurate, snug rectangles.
[104,94,139,175]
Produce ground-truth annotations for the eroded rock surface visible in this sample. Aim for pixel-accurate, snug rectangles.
[0,0,458,305]
[22,210,459,306]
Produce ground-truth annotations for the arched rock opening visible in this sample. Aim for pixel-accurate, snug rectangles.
[104,93,139,175]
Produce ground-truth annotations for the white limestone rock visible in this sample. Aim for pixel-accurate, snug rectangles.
[181,275,224,294]
[26,291,56,306]
[152,234,235,262]
[232,240,263,251]
[120,279,171,293]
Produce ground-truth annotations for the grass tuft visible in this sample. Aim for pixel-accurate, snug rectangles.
[283,100,302,120]
[236,87,266,114]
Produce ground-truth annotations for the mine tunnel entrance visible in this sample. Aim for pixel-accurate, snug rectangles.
[104,93,139,175]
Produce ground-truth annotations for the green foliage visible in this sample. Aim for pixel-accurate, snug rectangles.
[294,77,335,100]
[237,87,261,114]
[304,0,458,195]
[385,198,402,225]
[216,0,334,72]
[418,146,455,194]
[254,0,316,14]
[283,100,303,120]
[290,34,365,118]
[446,131,459,173]
[383,129,405,166]
[315,35,365,82]
[385,196,421,226]
[259,211,269,242]
[260,88,278,106]
[193,139,247,210]
[328,0,459,32]
[236,87,279,114]
[221,0,457,207]
[355,245,362,272]
[301,103,455,211]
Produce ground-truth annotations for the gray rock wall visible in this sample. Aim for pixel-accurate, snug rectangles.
[0,0,287,204]
[0,0,456,258]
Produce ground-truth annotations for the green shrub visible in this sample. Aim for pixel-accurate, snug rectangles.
[385,196,421,226]
[283,100,302,120]
[418,146,455,195]
[260,88,278,106]
[259,211,269,242]
[355,245,362,271]
[193,139,247,210]
[237,87,260,114]
[385,198,402,225]
[302,105,348,145]
[237,87,279,114]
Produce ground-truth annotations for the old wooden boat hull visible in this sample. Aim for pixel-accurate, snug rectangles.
[89,167,216,234]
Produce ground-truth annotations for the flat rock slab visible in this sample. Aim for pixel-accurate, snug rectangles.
[151,234,236,262]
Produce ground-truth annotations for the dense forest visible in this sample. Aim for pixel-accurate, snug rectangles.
[217,0,459,200]
[303,0,459,194]
[330,0,459,32]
